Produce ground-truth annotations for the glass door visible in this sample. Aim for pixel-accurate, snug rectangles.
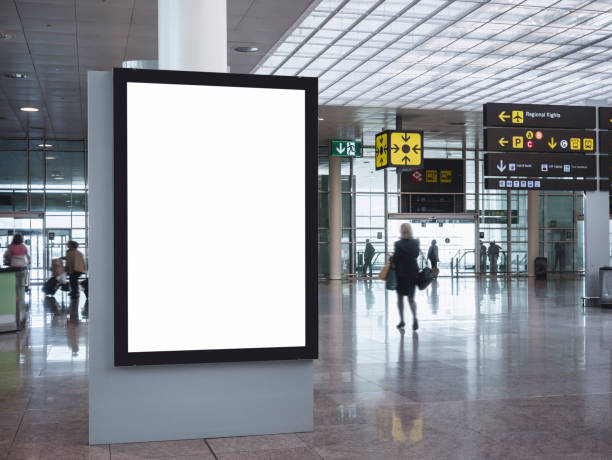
[46,229,71,277]
[387,214,477,276]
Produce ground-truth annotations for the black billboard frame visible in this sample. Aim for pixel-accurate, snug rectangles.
[113,68,319,366]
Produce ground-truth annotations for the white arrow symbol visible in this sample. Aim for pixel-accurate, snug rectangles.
[497,160,506,173]
[336,144,345,155]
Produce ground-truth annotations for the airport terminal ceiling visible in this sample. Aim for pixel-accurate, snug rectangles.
[0,0,318,139]
[257,0,612,110]
[4,1,612,141]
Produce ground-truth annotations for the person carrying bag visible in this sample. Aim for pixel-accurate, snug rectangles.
[392,223,420,331]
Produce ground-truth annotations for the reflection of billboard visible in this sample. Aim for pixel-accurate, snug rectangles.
[113,69,318,366]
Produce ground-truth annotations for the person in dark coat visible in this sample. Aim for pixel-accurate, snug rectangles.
[363,239,375,277]
[392,223,420,331]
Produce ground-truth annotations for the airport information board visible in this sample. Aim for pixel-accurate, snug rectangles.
[113,68,318,366]
[599,107,612,130]
[484,128,595,153]
[485,178,601,191]
[483,103,595,129]
[483,102,605,191]
[484,153,596,177]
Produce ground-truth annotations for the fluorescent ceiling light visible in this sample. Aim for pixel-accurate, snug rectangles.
[20,107,39,112]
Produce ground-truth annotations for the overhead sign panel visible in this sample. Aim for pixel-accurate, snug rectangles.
[483,103,595,129]
[599,107,612,131]
[375,130,423,170]
[484,153,596,177]
[599,130,612,154]
[331,140,361,157]
[484,127,595,153]
[485,178,600,191]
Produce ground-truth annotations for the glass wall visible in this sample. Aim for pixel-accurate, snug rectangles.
[317,132,591,278]
[0,139,87,282]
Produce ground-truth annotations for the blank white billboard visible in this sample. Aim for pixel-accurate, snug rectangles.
[113,69,317,365]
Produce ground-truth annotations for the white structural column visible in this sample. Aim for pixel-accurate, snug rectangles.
[329,156,342,280]
[527,191,539,276]
[584,99,610,297]
[584,192,609,296]
[158,0,227,72]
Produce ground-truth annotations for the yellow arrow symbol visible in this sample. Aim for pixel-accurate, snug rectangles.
[498,111,510,122]
[498,137,508,147]
[548,137,557,149]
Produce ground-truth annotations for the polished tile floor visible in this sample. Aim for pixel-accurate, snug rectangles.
[2,278,612,459]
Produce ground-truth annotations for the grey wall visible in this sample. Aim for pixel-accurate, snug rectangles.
[584,191,610,297]
[88,71,313,444]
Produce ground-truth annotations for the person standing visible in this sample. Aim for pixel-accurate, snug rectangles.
[554,241,565,272]
[392,223,420,331]
[65,241,87,299]
[363,239,375,277]
[480,240,487,273]
[488,241,501,274]
[427,240,439,275]
[3,234,30,268]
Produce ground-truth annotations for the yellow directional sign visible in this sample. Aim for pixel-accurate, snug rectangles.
[498,111,510,123]
[375,132,388,170]
[485,127,594,153]
[570,138,581,150]
[511,110,524,124]
[375,130,423,170]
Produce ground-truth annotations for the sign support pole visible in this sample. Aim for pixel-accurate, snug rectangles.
[527,191,539,276]
[329,154,342,280]
[584,100,610,297]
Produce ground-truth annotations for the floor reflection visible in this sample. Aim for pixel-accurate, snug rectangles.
[1,277,612,458]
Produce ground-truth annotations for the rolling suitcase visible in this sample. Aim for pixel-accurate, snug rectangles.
[42,277,59,296]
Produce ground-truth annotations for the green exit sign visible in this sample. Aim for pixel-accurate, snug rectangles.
[331,140,361,157]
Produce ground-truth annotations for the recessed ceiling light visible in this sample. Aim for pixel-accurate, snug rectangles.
[4,73,27,79]
[38,143,53,148]
[20,107,39,112]
[45,156,56,160]
[54,176,64,180]
[0,33,12,40]
[318,117,324,121]
[234,46,259,53]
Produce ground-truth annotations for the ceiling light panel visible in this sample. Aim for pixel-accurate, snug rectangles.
[255,0,612,108]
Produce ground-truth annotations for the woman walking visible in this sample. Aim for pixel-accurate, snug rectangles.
[392,223,420,331]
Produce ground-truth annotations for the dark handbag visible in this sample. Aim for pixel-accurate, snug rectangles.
[416,267,433,290]
[385,263,397,291]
